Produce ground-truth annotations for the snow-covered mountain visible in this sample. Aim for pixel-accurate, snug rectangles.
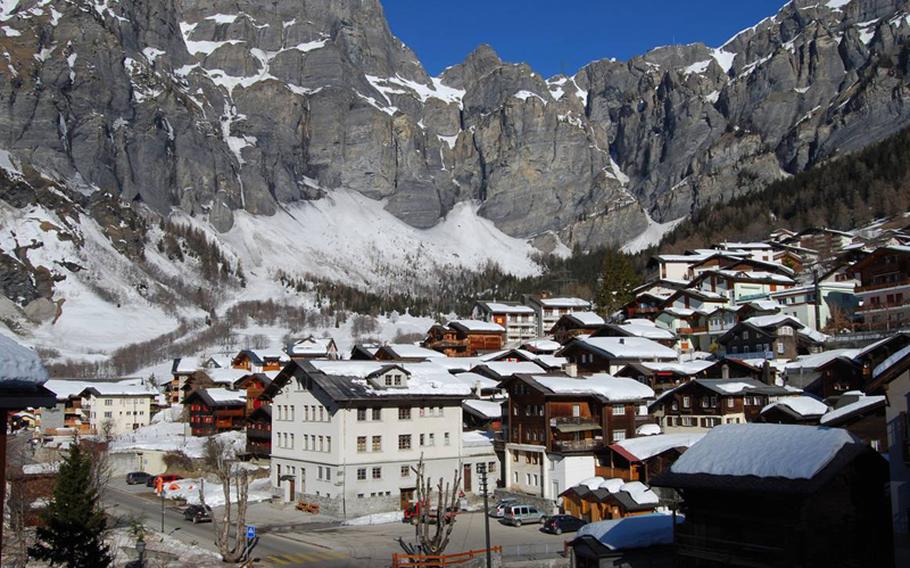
[2,0,910,364]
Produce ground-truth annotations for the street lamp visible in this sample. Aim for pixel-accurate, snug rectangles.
[135,535,146,568]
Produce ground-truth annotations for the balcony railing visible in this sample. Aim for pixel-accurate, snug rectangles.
[552,438,602,452]
[857,301,910,313]
[856,277,910,293]
[551,416,600,426]
[725,349,773,360]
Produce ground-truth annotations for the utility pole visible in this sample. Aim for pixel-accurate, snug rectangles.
[479,464,492,568]
[813,268,822,333]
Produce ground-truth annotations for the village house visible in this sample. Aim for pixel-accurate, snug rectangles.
[245,405,272,459]
[266,360,490,518]
[649,378,795,432]
[622,279,687,319]
[184,388,246,437]
[568,514,679,568]
[691,268,796,304]
[79,384,157,436]
[548,312,605,345]
[614,360,714,394]
[422,320,506,357]
[652,252,718,281]
[717,314,806,360]
[714,241,776,263]
[784,227,855,257]
[470,360,549,383]
[850,245,910,331]
[520,338,563,354]
[593,319,677,348]
[557,336,678,375]
[818,392,887,451]
[462,398,504,431]
[233,373,274,415]
[770,280,857,332]
[231,350,289,372]
[286,336,339,361]
[178,367,250,403]
[560,477,658,523]
[498,373,654,500]
[525,296,592,337]
[472,301,538,344]
[595,432,704,484]
[40,379,95,436]
[168,357,201,404]
[653,424,893,568]
[373,344,447,362]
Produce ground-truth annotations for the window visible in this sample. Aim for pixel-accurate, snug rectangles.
[726,398,734,408]
[613,404,625,416]
[357,408,367,421]
[401,465,410,477]
[399,407,411,420]
[372,408,381,420]
[777,341,785,354]
[444,432,450,446]
[325,469,331,482]
[104,399,113,406]
[428,433,435,446]
[318,435,324,452]
[613,431,626,442]
[372,467,381,479]
[399,434,412,450]
[419,433,425,447]
[289,433,295,449]
[317,466,323,480]
[326,436,331,452]
[488,462,496,475]
[357,436,367,453]
[304,406,309,421]
[357,468,366,480]
[372,435,382,452]
[104,411,112,418]
[637,405,648,416]
[304,434,309,450]
[319,407,324,421]
[682,396,691,408]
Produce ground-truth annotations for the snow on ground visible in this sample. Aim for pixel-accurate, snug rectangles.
[342,511,403,526]
[621,210,685,254]
[163,476,272,507]
[109,421,245,459]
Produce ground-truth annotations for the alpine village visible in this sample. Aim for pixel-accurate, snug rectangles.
[3,1,910,568]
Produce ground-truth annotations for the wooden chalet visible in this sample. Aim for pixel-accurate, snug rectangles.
[560,478,658,522]
[717,314,805,360]
[373,344,445,362]
[501,373,654,453]
[184,387,246,436]
[245,405,272,459]
[653,424,893,568]
[758,396,829,425]
[650,378,793,431]
[591,320,677,348]
[595,432,703,483]
[698,358,765,380]
[233,373,273,414]
[462,398,504,431]
[349,344,381,360]
[231,350,288,372]
[286,336,339,361]
[568,514,678,568]
[168,357,200,404]
[850,246,910,331]
[615,360,714,394]
[549,312,605,345]
[802,355,864,399]
[422,320,506,357]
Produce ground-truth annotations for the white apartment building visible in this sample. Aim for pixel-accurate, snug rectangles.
[525,297,592,337]
[79,384,156,436]
[472,301,538,345]
[269,361,497,518]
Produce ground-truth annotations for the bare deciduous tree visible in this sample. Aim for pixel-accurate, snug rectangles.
[400,456,462,557]
[200,437,251,563]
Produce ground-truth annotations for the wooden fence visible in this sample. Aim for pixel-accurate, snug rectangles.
[392,546,502,567]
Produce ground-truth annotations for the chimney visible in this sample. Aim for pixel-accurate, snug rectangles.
[721,363,730,379]
[473,380,483,397]
[619,338,625,344]
[566,363,578,378]
[761,361,773,385]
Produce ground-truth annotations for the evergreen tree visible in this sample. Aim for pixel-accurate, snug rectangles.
[28,442,113,568]
[594,248,640,319]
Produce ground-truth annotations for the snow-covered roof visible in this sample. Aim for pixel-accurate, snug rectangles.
[202,388,246,405]
[522,339,563,352]
[872,344,910,378]
[288,337,335,356]
[447,319,505,332]
[612,432,705,461]
[307,360,474,397]
[462,399,504,419]
[462,430,495,448]
[534,355,566,369]
[431,357,486,372]
[384,344,447,359]
[43,379,94,401]
[481,348,536,362]
[615,320,675,340]
[798,328,829,344]
[761,396,829,418]
[173,356,200,374]
[636,423,662,436]
[478,301,535,314]
[671,423,856,480]
[81,384,158,397]
[785,349,860,372]
[639,360,713,375]
[476,361,547,377]
[621,481,659,505]
[0,335,48,387]
[448,372,500,391]
[532,373,654,401]
[536,297,591,308]
[819,395,886,425]
[746,299,783,311]
[743,314,804,329]
[566,311,606,326]
[576,336,678,360]
[575,513,681,551]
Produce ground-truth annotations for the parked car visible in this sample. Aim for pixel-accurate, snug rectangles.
[147,473,183,488]
[541,514,586,535]
[488,498,518,518]
[403,503,459,525]
[126,471,152,485]
[501,504,546,527]
[183,504,212,524]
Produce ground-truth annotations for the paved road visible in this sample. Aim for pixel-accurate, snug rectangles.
[103,485,351,567]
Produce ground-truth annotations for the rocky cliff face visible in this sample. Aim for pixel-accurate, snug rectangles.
[1,0,910,251]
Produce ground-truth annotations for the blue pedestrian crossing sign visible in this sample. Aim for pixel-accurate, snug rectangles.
[246,525,256,540]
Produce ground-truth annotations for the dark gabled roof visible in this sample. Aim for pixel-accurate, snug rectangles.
[233,373,273,390]
[365,364,410,380]
[849,245,910,273]
[183,388,245,408]
[650,378,790,408]
[0,383,57,411]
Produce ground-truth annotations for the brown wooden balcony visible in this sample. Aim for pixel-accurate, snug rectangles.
[552,438,603,453]
[856,277,910,293]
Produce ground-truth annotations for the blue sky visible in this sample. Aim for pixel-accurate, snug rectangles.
[383,1,785,77]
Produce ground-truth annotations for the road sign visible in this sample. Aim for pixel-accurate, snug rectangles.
[246,525,256,540]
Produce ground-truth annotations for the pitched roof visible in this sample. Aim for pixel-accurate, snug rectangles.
[819,395,886,426]
[0,335,48,387]
[534,297,591,308]
[571,336,678,360]
[610,432,705,462]
[462,399,504,419]
[760,396,829,419]
[476,301,535,314]
[447,319,505,333]
[522,373,654,402]
[572,514,681,551]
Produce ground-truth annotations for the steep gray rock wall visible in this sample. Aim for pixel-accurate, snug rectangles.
[0,0,908,250]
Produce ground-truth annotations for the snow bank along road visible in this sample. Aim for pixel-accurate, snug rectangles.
[103,483,351,567]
